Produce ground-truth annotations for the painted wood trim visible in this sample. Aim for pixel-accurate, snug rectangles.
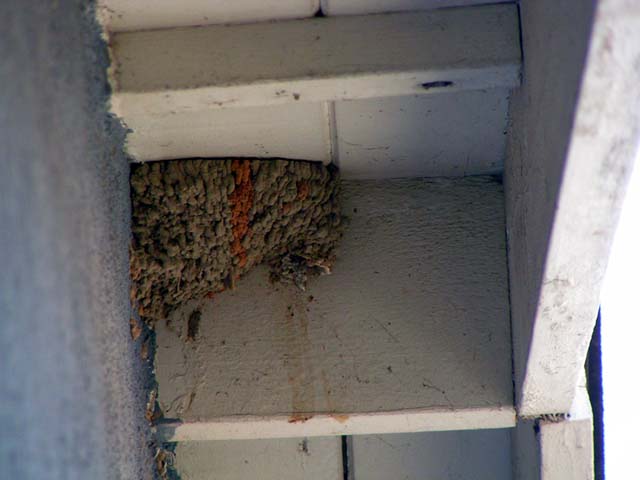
[121,101,330,163]
[98,0,320,32]
[320,0,512,17]
[172,436,343,480]
[333,89,508,179]
[156,406,516,442]
[507,0,640,416]
[512,376,593,479]
[350,429,513,480]
[538,383,594,479]
[110,5,520,119]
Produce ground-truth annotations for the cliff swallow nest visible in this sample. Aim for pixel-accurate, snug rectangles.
[130,158,342,323]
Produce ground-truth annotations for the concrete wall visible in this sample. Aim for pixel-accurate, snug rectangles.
[0,1,154,478]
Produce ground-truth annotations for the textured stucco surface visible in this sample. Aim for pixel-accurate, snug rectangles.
[0,1,154,478]
[155,178,513,434]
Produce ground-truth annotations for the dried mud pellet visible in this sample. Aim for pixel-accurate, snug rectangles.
[129,159,342,324]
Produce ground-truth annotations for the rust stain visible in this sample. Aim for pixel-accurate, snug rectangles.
[281,182,310,215]
[331,414,350,424]
[129,285,137,304]
[228,159,254,268]
[140,338,150,360]
[282,291,316,421]
[288,413,313,424]
[321,369,348,422]
[129,317,142,341]
[296,181,310,201]
[129,242,142,281]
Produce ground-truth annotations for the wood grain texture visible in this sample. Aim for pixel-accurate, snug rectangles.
[155,177,512,438]
[506,0,640,416]
[335,90,509,179]
[111,5,519,164]
[113,5,518,92]
[350,429,512,480]
[110,5,519,116]
[321,0,512,16]
[99,0,319,32]
[122,102,330,162]
[531,382,593,480]
[156,407,515,441]
[173,437,342,480]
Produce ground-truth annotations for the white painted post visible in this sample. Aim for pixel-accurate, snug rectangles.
[506,0,640,416]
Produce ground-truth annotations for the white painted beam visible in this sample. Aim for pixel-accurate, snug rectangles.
[506,0,640,416]
[320,0,512,17]
[98,0,320,32]
[173,437,342,480]
[154,178,514,441]
[350,429,512,480]
[512,378,594,480]
[120,101,332,163]
[538,386,593,480]
[110,5,520,118]
[157,408,515,442]
[539,419,593,480]
[334,89,509,178]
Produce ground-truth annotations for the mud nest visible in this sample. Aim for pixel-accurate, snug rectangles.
[130,158,342,324]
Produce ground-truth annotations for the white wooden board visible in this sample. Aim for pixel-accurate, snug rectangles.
[321,0,511,16]
[538,381,593,480]
[98,0,319,32]
[111,5,519,165]
[506,0,640,416]
[512,378,593,480]
[173,437,342,480]
[122,102,330,163]
[110,5,520,115]
[539,419,593,480]
[350,429,512,480]
[335,90,508,179]
[154,177,513,440]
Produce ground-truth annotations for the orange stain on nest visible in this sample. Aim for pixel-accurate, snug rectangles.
[229,159,254,268]
[296,181,310,201]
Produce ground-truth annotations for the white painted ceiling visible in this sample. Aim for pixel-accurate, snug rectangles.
[334,90,509,179]
[102,0,518,179]
[99,0,512,31]
[321,0,512,16]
